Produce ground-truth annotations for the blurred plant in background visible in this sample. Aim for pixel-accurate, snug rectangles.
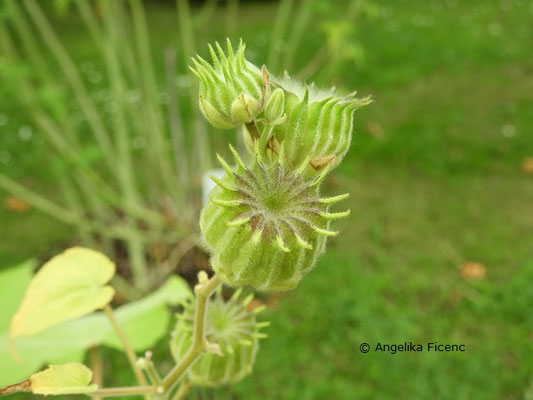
[0,0,373,299]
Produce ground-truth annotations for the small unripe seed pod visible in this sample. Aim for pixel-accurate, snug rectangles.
[231,93,262,124]
[200,145,350,291]
[263,88,286,125]
[272,77,371,176]
[170,288,267,386]
[190,40,265,129]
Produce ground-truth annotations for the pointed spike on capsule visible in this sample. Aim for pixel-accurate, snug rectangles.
[252,333,268,339]
[178,325,193,332]
[253,139,263,163]
[275,235,290,253]
[211,198,243,208]
[208,43,221,70]
[215,41,228,62]
[320,210,351,219]
[310,163,333,187]
[230,287,243,301]
[277,141,286,167]
[313,226,339,237]
[239,340,253,346]
[262,65,271,99]
[236,41,247,68]
[188,65,201,79]
[256,321,271,328]
[227,216,251,227]
[216,153,235,177]
[303,86,310,103]
[210,174,236,191]
[177,298,190,308]
[229,144,246,170]
[175,313,190,321]
[319,193,350,204]
[196,55,215,73]
[295,154,312,175]
[226,38,235,60]
[252,305,267,314]
[242,293,254,306]
[294,233,313,250]
[251,229,263,244]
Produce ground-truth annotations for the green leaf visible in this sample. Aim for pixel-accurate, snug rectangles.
[30,363,97,395]
[0,275,192,386]
[0,259,36,331]
[10,247,116,339]
[103,274,192,349]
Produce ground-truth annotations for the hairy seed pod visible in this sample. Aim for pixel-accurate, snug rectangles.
[190,40,265,129]
[170,288,268,387]
[200,145,350,291]
[271,76,371,176]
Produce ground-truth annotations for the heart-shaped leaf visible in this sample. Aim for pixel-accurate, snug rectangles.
[0,274,192,386]
[30,363,97,395]
[10,247,115,340]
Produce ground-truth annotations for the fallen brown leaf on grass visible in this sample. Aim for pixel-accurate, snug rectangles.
[460,261,487,280]
[5,196,31,213]
[522,157,533,174]
[366,121,385,139]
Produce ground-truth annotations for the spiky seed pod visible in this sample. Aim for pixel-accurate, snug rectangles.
[190,40,265,129]
[170,288,267,387]
[200,145,350,292]
[271,76,371,177]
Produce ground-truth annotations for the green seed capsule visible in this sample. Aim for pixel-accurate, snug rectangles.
[263,88,286,125]
[190,40,265,129]
[170,288,267,387]
[271,76,371,176]
[200,145,350,292]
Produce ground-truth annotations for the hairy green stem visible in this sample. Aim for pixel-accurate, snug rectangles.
[161,274,222,392]
[91,386,156,397]
[103,306,150,399]
[172,380,192,400]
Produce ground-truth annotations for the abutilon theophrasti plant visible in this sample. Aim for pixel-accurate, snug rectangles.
[193,40,369,292]
[181,40,369,387]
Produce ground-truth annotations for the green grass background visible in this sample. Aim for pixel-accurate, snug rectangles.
[1,0,533,399]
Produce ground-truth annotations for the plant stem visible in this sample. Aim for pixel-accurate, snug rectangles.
[91,386,156,398]
[140,352,162,386]
[103,306,150,399]
[0,380,31,396]
[90,347,104,400]
[172,380,192,400]
[268,0,294,71]
[161,274,222,392]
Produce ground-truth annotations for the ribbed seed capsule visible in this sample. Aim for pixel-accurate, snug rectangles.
[200,145,350,292]
[190,40,265,129]
[170,289,266,386]
[271,77,371,176]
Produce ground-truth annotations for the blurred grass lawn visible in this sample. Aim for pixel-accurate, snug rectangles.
[1,0,533,399]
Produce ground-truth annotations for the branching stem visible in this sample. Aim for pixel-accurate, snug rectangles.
[91,386,156,397]
[161,274,222,392]
[103,305,150,398]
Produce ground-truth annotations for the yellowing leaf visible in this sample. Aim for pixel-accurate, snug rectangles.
[5,196,31,213]
[30,363,97,395]
[10,247,115,340]
[460,261,487,280]
[522,157,533,174]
